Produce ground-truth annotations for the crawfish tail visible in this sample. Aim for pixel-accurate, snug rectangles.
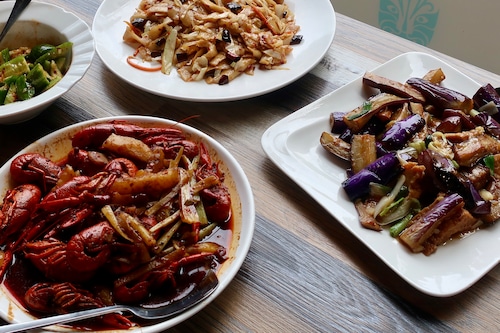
[71,122,184,149]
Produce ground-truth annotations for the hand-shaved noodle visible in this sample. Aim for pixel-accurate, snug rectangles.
[123,0,302,85]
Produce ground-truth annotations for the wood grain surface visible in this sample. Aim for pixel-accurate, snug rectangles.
[0,0,499,332]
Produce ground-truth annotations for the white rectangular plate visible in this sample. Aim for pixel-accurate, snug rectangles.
[261,52,500,297]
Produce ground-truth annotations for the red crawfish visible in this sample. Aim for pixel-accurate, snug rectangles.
[9,153,62,192]
[196,143,232,223]
[36,172,114,215]
[23,222,116,283]
[0,184,42,244]
[71,121,185,149]
[24,281,134,329]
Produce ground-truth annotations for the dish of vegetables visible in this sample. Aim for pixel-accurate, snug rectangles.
[320,68,500,256]
[261,52,500,297]
[0,42,72,105]
[0,42,73,105]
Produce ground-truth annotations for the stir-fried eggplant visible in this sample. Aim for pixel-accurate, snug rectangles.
[321,68,500,255]
[471,111,500,138]
[342,169,382,201]
[380,114,425,150]
[441,109,476,131]
[420,149,491,214]
[407,77,474,113]
[320,132,350,161]
[343,93,410,132]
[330,111,348,134]
[451,127,500,167]
[473,83,500,118]
[399,193,464,253]
[350,134,377,173]
[363,72,425,103]
[342,153,401,201]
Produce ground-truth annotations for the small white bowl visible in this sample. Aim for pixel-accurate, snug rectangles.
[0,1,94,124]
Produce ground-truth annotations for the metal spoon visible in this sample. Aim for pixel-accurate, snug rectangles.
[0,270,219,333]
[0,0,32,44]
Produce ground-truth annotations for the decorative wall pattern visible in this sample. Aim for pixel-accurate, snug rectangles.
[332,0,499,73]
[379,0,439,46]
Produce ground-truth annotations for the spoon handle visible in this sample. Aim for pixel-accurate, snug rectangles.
[0,0,32,43]
[0,305,125,333]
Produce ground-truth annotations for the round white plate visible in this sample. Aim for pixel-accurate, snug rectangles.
[0,116,255,332]
[92,0,336,102]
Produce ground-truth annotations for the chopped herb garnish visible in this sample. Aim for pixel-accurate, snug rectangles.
[484,154,495,175]
[347,101,372,120]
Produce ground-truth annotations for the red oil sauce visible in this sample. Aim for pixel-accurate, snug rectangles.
[2,217,233,331]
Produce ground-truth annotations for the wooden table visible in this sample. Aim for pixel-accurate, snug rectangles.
[1,1,499,332]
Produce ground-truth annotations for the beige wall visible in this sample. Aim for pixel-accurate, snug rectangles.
[332,0,500,75]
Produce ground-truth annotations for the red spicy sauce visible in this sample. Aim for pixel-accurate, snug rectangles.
[2,217,233,331]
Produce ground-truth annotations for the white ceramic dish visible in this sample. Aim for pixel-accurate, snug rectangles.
[0,1,95,125]
[0,116,255,332]
[92,0,336,102]
[261,52,500,297]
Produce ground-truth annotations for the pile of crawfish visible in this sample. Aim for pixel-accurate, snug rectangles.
[0,121,232,329]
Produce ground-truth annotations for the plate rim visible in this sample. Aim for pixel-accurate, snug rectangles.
[0,115,255,332]
[91,0,336,102]
[261,51,500,297]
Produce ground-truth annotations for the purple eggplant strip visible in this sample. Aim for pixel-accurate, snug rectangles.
[471,111,500,138]
[399,193,464,252]
[421,149,492,215]
[442,109,476,130]
[436,115,461,133]
[330,112,348,134]
[363,72,425,103]
[342,169,382,201]
[343,93,409,133]
[467,181,491,215]
[365,153,401,183]
[320,132,350,161]
[473,83,500,116]
[380,114,425,150]
[407,77,473,113]
[342,153,401,201]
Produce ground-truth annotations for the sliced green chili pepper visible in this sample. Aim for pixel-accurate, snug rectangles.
[0,41,72,105]
[16,75,35,100]
[27,44,55,62]
[0,56,30,79]
[43,74,61,92]
[0,48,10,64]
[34,42,73,67]
[27,63,50,92]
[3,82,17,104]
[0,87,8,104]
